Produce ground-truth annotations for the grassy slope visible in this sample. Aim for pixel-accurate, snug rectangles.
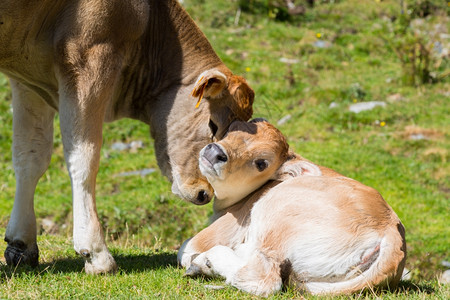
[1,0,449,298]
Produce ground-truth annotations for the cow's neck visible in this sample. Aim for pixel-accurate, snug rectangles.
[167,0,226,83]
[114,0,226,121]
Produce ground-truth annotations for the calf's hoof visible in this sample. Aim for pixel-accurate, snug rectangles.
[184,264,203,277]
[80,249,117,274]
[4,240,39,268]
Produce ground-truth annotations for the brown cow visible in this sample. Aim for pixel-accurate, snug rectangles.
[0,0,254,273]
[178,119,406,296]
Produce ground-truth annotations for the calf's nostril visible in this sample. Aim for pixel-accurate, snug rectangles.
[217,154,227,162]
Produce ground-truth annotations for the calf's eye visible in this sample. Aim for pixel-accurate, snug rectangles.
[254,159,268,172]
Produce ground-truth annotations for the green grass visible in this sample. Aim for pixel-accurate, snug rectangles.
[1,0,449,298]
[0,228,449,299]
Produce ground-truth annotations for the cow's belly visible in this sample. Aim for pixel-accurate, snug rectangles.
[0,65,59,111]
[0,1,61,110]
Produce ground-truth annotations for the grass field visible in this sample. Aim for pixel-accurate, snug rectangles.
[1,0,449,298]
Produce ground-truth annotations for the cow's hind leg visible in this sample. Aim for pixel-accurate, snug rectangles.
[187,245,283,296]
[5,80,55,268]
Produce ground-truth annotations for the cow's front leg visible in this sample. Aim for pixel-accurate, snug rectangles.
[57,44,121,274]
[4,80,55,268]
[59,91,116,274]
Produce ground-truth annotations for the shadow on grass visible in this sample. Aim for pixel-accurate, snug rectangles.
[0,251,178,277]
[338,280,438,298]
[0,259,439,298]
[396,280,437,294]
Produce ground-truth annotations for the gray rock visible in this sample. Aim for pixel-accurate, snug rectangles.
[329,102,338,109]
[129,140,144,153]
[111,140,144,152]
[313,40,332,49]
[41,218,58,235]
[348,101,386,113]
[277,114,292,125]
[111,142,130,151]
[440,270,450,284]
[116,168,156,177]
[409,133,427,141]
[279,57,300,64]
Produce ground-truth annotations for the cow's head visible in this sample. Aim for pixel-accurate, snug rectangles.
[169,69,254,206]
[192,69,254,140]
[198,119,321,211]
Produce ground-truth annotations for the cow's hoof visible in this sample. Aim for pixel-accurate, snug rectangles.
[4,241,39,268]
[82,250,117,274]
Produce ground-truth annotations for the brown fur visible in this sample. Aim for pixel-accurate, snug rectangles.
[1,0,254,273]
[179,120,406,296]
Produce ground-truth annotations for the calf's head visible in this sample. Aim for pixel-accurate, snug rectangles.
[199,119,321,210]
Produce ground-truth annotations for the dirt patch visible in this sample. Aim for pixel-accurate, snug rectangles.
[400,125,445,141]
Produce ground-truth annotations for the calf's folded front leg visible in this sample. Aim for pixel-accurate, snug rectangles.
[187,245,283,297]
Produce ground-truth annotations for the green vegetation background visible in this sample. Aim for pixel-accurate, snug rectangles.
[0,0,448,298]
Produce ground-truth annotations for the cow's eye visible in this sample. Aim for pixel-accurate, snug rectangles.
[254,159,268,172]
[209,119,218,137]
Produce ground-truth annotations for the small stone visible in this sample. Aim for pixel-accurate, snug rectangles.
[329,102,338,109]
[41,218,57,234]
[111,142,129,151]
[409,133,427,141]
[116,168,156,177]
[348,101,386,113]
[129,140,144,153]
[111,140,144,152]
[279,57,300,64]
[313,40,332,49]
[277,114,292,125]
[440,270,450,284]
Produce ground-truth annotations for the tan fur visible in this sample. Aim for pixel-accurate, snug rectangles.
[179,120,406,296]
[1,0,254,273]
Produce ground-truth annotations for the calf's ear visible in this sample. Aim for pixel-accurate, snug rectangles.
[192,69,228,108]
[272,159,322,181]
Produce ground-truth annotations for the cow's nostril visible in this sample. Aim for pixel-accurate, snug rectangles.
[197,190,208,203]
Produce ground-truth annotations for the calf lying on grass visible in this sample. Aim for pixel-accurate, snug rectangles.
[178,119,406,296]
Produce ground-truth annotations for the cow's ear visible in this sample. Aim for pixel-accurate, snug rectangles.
[272,158,321,181]
[227,75,254,121]
[192,70,228,108]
